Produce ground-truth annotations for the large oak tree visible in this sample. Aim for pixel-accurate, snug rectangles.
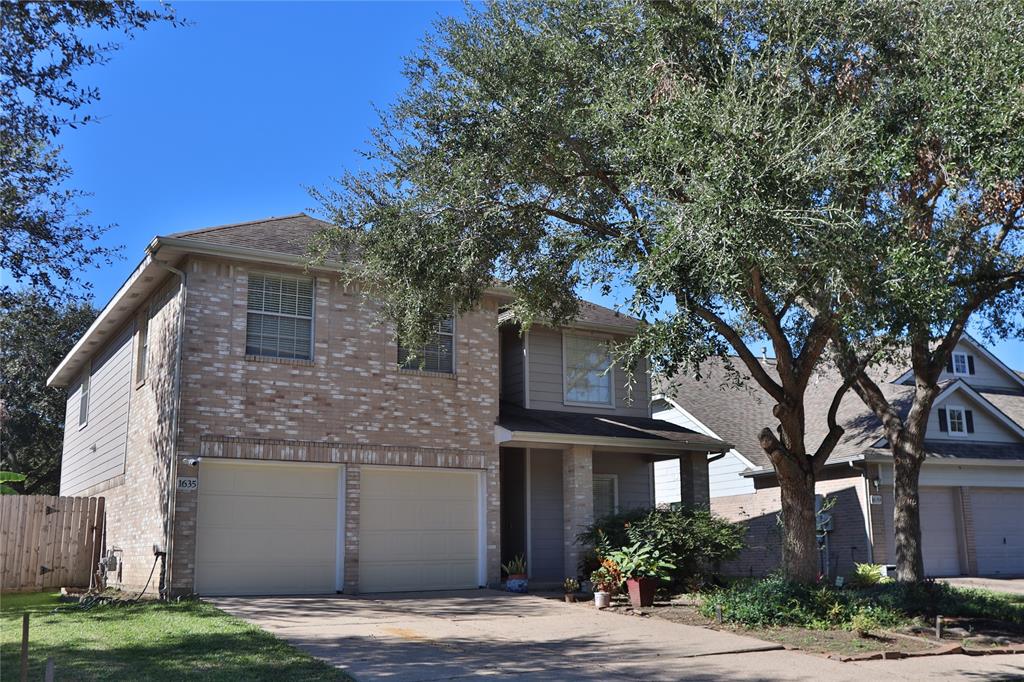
[313,0,1023,581]
[1,1,178,302]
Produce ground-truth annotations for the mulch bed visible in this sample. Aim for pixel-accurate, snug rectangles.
[561,594,1024,660]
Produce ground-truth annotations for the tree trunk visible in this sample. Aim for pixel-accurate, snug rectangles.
[892,439,926,582]
[774,458,819,583]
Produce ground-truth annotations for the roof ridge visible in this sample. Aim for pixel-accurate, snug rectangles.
[165,212,315,239]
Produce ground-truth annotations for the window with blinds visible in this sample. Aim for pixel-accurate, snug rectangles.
[398,317,455,373]
[245,273,314,360]
[593,474,618,520]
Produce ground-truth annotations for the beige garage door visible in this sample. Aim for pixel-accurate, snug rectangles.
[196,461,339,595]
[359,467,480,592]
[920,487,962,577]
[973,488,1024,576]
[883,486,962,576]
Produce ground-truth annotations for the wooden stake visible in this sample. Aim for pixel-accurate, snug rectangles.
[20,612,29,682]
[44,657,55,682]
[715,604,723,624]
[935,615,943,639]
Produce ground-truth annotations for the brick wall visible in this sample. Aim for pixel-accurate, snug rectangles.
[712,470,872,579]
[169,257,503,593]
[78,276,182,594]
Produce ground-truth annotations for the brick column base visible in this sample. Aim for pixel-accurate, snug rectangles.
[563,445,594,578]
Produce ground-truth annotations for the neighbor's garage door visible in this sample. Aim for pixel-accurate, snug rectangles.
[972,488,1024,576]
[920,487,962,577]
[196,461,339,595]
[359,467,480,592]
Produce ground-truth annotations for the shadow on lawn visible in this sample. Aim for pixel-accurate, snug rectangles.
[2,629,345,682]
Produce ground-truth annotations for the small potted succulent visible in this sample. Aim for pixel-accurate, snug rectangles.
[562,577,581,602]
[605,541,674,608]
[502,554,528,593]
[589,559,621,609]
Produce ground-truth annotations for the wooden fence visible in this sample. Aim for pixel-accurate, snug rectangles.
[0,495,105,593]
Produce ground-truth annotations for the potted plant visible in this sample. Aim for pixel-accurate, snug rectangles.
[502,554,528,593]
[606,541,674,608]
[562,577,581,602]
[589,559,621,609]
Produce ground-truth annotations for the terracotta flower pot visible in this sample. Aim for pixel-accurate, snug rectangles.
[626,577,657,608]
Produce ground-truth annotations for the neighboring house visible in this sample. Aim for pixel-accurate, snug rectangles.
[48,213,727,597]
[654,339,1024,579]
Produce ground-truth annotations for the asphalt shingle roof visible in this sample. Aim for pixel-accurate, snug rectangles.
[498,402,727,451]
[167,213,332,257]
[655,359,1024,472]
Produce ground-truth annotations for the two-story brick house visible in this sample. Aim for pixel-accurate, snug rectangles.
[48,214,727,596]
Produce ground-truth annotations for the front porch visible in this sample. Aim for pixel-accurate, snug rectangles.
[495,404,729,584]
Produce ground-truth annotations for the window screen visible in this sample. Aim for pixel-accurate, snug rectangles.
[564,335,613,405]
[593,475,617,520]
[246,274,314,360]
[398,318,455,373]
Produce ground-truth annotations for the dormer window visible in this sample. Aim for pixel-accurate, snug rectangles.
[938,404,974,437]
[949,351,974,376]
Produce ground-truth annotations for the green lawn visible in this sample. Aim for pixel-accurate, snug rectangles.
[1,592,352,681]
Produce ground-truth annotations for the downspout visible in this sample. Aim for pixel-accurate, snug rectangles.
[153,257,187,599]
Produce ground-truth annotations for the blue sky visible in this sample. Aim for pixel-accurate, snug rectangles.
[22,1,1024,368]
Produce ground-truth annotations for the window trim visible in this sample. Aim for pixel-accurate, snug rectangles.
[397,316,457,375]
[593,473,619,518]
[135,304,151,388]
[951,351,970,376]
[562,332,615,408]
[244,272,315,361]
[78,364,91,429]
[946,403,968,437]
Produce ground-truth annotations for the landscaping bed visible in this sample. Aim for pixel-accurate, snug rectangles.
[570,579,1024,659]
[0,592,351,681]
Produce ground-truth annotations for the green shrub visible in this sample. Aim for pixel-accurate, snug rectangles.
[698,574,904,629]
[698,575,1022,631]
[576,507,745,585]
[848,563,893,588]
[850,606,889,636]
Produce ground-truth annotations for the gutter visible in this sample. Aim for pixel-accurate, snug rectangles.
[495,426,730,454]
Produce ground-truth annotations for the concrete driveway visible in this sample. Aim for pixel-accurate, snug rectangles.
[211,590,1024,681]
[940,577,1024,595]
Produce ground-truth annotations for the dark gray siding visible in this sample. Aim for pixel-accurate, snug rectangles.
[500,326,525,406]
[529,448,564,581]
[593,452,653,512]
[526,325,650,417]
[59,323,134,495]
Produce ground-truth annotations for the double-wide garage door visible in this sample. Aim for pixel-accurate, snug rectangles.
[195,461,481,595]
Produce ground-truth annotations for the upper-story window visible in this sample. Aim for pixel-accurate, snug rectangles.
[246,273,314,360]
[949,351,974,376]
[135,307,150,386]
[939,404,973,437]
[78,368,90,428]
[563,334,613,406]
[398,318,455,373]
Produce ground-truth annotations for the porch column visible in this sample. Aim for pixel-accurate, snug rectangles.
[679,451,710,509]
[563,444,594,578]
